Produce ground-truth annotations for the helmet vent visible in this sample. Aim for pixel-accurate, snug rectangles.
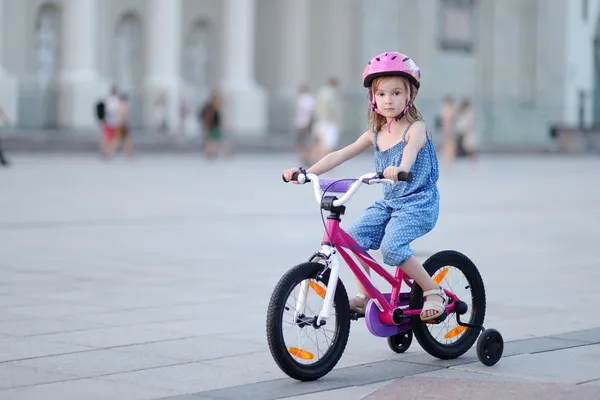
[376,57,380,61]
[391,55,397,60]
[402,57,410,62]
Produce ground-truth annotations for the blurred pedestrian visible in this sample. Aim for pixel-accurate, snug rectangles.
[312,77,342,159]
[455,99,477,161]
[106,93,133,160]
[154,91,169,136]
[199,90,229,159]
[293,83,315,165]
[99,85,121,159]
[0,105,11,167]
[439,95,456,164]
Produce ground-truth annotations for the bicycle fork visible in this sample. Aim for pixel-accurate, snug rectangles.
[293,245,339,327]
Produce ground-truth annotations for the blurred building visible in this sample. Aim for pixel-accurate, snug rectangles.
[0,0,598,148]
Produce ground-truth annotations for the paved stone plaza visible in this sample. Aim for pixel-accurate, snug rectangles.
[1,153,599,399]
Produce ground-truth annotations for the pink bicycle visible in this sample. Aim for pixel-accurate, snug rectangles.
[266,170,504,381]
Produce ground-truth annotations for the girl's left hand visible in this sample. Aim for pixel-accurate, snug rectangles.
[383,166,405,182]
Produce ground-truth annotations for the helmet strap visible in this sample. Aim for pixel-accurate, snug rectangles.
[371,99,412,133]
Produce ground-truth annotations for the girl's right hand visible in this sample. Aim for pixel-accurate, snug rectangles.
[282,167,301,183]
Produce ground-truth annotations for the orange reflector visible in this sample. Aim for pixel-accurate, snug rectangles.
[433,267,448,285]
[444,326,467,339]
[288,347,315,360]
[309,280,326,299]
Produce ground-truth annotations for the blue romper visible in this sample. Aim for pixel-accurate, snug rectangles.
[347,122,440,266]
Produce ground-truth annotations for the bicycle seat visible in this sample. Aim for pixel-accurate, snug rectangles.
[319,179,356,194]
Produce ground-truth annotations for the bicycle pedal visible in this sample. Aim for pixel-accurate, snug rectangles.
[350,311,365,321]
[425,311,447,325]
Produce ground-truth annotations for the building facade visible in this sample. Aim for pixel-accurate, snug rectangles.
[0,0,599,146]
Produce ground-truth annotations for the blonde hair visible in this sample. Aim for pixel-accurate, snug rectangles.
[367,76,424,132]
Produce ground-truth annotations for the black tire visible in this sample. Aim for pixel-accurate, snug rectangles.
[387,330,413,354]
[266,262,351,381]
[410,250,486,360]
[477,329,504,366]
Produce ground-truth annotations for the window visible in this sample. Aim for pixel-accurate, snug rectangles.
[438,0,476,53]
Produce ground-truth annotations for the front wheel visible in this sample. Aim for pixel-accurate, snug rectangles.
[266,262,350,381]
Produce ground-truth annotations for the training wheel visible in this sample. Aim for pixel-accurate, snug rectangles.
[476,328,504,366]
[387,330,413,354]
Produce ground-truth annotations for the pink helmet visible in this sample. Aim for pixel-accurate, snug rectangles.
[362,52,421,89]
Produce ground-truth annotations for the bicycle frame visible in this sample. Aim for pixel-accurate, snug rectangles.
[312,217,421,326]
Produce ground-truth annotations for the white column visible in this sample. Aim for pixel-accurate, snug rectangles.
[475,0,496,145]
[221,0,266,137]
[279,0,310,94]
[361,0,403,66]
[59,0,107,130]
[146,0,182,134]
[0,0,19,125]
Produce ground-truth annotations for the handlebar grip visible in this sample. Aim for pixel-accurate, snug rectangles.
[282,171,301,183]
[397,171,413,182]
[375,171,413,182]
[283,171,309,183]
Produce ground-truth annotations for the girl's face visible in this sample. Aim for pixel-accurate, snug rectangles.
[373,77,410,118]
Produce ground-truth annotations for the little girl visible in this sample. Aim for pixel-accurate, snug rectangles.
[283,52,446,322]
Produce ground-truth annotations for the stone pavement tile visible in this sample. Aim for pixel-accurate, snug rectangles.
[0,376,180,400]
[500,336,589,356]
[0,336,92,362]
[331,330,411,369]
[113,335,266,363]
[414,368,530,382]
[76,308,191,328]
[399,348,480,368]
[140,319,243,337]
[0,363,78,390]
[202,351,287,379]
[193,361,439,400]
[397,333,594,368]
[66,293,205,312]
[364,376,600,400]
[0,316,108,337]
[548,327,600,343]
[11,348,187,379]
[1,303,110,320]
[451,344,600,384]
[101,361,281,395]
[0,294,49,308]
[35,325,194,349]
[275,380,395,400]
[157,396,218,400]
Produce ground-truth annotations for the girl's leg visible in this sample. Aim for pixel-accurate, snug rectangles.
[355,258,371,295]
[349,258,371,312]
[399,256,444,319]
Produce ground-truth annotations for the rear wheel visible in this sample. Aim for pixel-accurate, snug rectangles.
[266,262,350,381]
[410,251,486,360]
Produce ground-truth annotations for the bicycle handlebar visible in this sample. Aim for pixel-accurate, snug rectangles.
[282,170,413,207]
